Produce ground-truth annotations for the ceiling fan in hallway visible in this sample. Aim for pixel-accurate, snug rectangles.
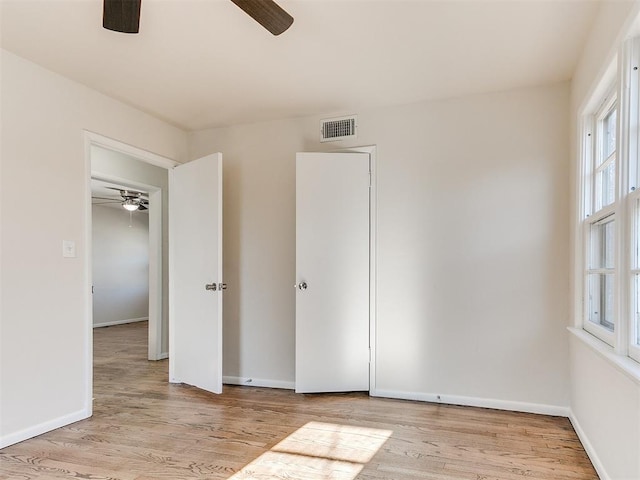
[93,188,149,212]
[103,0,294,36]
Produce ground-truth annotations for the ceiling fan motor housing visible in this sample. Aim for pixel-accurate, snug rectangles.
[119,190,148,211]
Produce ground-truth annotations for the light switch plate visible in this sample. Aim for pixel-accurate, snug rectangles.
[62,240,76,258]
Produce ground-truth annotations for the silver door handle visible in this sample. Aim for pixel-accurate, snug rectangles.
[205,283,217,291]
[218,283,227,291]
[297,282,308,290]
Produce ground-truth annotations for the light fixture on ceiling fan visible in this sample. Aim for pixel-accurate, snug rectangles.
[122,198,141,211]
[103,0,294,36]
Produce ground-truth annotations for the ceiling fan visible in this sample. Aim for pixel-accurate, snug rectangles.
[93,188,149,212]
[103,0,294,36]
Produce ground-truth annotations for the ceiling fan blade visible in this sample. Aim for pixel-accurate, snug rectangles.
[105,187,147,198]
[103,0,141,34]
[92,196,121,201]
[138,204,148,211]
[230,0,294,36]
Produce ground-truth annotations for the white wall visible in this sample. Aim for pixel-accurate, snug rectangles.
[569,334,640,480]
[569,1,640,479]
[190,81,571,412]
[0,49,187,447]
[191,119,302,387]
[92,204,149,327]
[570,0,639,114]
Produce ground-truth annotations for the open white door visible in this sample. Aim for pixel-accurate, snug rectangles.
[295,151,370,393]
[169,153,223,394]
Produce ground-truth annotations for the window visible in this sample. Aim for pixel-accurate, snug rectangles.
[583,93,617,346]
[579,37,640,363]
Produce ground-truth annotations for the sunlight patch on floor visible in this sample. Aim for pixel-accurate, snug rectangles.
[228,422,392,480]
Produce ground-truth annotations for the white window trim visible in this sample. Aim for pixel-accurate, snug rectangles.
[568,327,640,386]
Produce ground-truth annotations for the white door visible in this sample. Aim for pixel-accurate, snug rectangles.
[169,153,223,394]
[295,151,370,393]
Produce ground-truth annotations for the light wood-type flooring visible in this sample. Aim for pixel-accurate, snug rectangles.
[1,322,597,480]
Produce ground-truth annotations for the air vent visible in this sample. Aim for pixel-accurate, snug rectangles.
[320,115,357,142]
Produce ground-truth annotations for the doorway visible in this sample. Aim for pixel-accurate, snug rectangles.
[84,131,178,411]
[90,147,170,361]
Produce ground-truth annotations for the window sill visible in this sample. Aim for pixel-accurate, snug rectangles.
[568,327,640,386]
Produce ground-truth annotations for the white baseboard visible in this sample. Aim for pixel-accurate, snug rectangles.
[223,376,295,390]
[569,410,607,480]
[93,317,148,328]
[148,352,168,361]
[0,408,90,449]
[219,382,569,417]
[370,389,570,417]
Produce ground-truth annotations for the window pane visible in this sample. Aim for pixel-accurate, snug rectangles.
[603,108,617,160]
[590,217,615,269]
[587,216,615,333]
[634,275,640,346]
[634,204,640,348]
[588,273,615,331]
[635,200,640,269]
[596,162,616,209]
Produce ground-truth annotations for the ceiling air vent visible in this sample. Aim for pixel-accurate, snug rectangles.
[320,115,357,142]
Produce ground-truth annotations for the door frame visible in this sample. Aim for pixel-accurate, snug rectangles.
[83,131,178,413]
[337,145,377,394]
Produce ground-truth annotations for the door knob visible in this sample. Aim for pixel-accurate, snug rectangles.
[205,283,217,291]
[298,282,308,290]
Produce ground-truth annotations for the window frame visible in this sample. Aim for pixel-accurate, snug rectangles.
[620,37,640,363]
[578,37,640,365]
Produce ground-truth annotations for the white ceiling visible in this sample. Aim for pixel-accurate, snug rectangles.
[1,0,600,131]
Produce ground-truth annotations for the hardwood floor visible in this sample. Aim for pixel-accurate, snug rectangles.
[1,322,597,480]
